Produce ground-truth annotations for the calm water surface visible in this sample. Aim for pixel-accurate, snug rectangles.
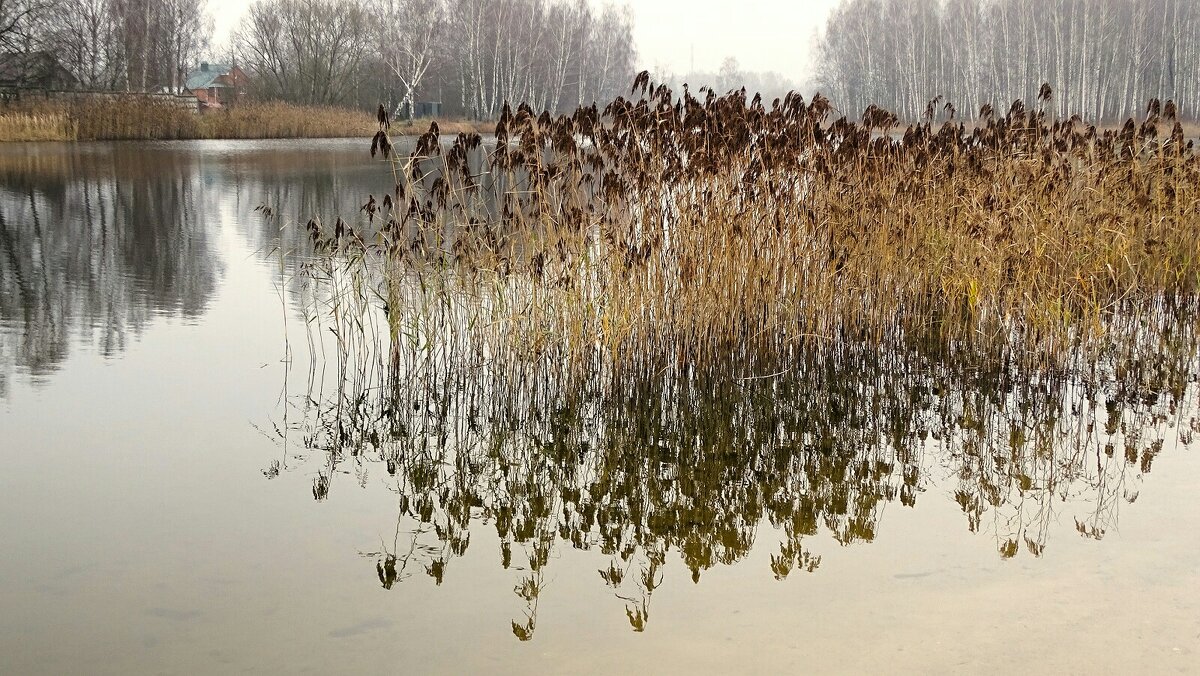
[1,139,1198,674]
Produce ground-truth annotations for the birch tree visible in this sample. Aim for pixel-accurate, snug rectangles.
[817,0,1200,122]
[379,0,446,118]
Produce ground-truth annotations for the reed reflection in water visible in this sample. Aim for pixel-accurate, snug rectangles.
[264,311,1199,640]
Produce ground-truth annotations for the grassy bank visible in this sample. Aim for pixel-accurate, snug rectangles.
[0,98,493,141]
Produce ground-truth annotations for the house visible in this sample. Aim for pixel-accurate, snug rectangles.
[0,51,79,92]
[184,63,248,110]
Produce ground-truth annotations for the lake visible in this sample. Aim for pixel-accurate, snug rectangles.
[1,139,1198,674]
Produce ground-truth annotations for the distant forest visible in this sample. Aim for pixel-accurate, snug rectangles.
[816,0,1200,122]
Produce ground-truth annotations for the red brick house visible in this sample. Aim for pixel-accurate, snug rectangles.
[184,63,248,110]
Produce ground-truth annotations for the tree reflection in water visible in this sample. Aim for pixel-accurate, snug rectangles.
[0,145,220,390]
[0,140,400,396]
[264,307,1200,639]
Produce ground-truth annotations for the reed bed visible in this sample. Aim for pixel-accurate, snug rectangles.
[304,76,1200,379]
[386,118,496,137]
[65,97,205,140]
[194,101,380,140]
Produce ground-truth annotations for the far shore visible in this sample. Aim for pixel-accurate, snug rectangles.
[5,96,1193,144]
[0,99,494,143]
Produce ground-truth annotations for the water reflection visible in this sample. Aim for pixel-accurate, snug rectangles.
[0,140,397,394]
[266,325,1200,639]
[0,145,220,392]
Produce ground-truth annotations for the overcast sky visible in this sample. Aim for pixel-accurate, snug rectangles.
[626,0,839,81]
[209,0,840,82]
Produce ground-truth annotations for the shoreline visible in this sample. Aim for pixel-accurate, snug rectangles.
[0,99,494,143]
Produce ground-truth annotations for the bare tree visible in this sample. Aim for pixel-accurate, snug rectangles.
[0,0,56,52]
[161,0,211,92]
[46,0,126,88]
[14,0,210,92]
[444,0,634,119]
[235,0,372,105]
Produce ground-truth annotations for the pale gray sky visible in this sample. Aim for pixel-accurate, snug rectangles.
[627,0,839,81]
[209,0,839,82]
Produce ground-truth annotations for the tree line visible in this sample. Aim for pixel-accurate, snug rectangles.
[233,0,636,117]
[3,0,636,118]
[816,0,1200,122]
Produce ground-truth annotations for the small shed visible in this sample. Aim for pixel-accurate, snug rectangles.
[413,101,443,118]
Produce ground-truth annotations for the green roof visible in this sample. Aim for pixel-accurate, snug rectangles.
[185,64,234,91]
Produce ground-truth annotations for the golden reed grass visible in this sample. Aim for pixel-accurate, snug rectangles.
[0,110,75,141]
[303,75,1199,378]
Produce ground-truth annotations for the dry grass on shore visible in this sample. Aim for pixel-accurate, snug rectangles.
[0,109,76,141]
[386,118,495,136]
[0,98,492,142]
